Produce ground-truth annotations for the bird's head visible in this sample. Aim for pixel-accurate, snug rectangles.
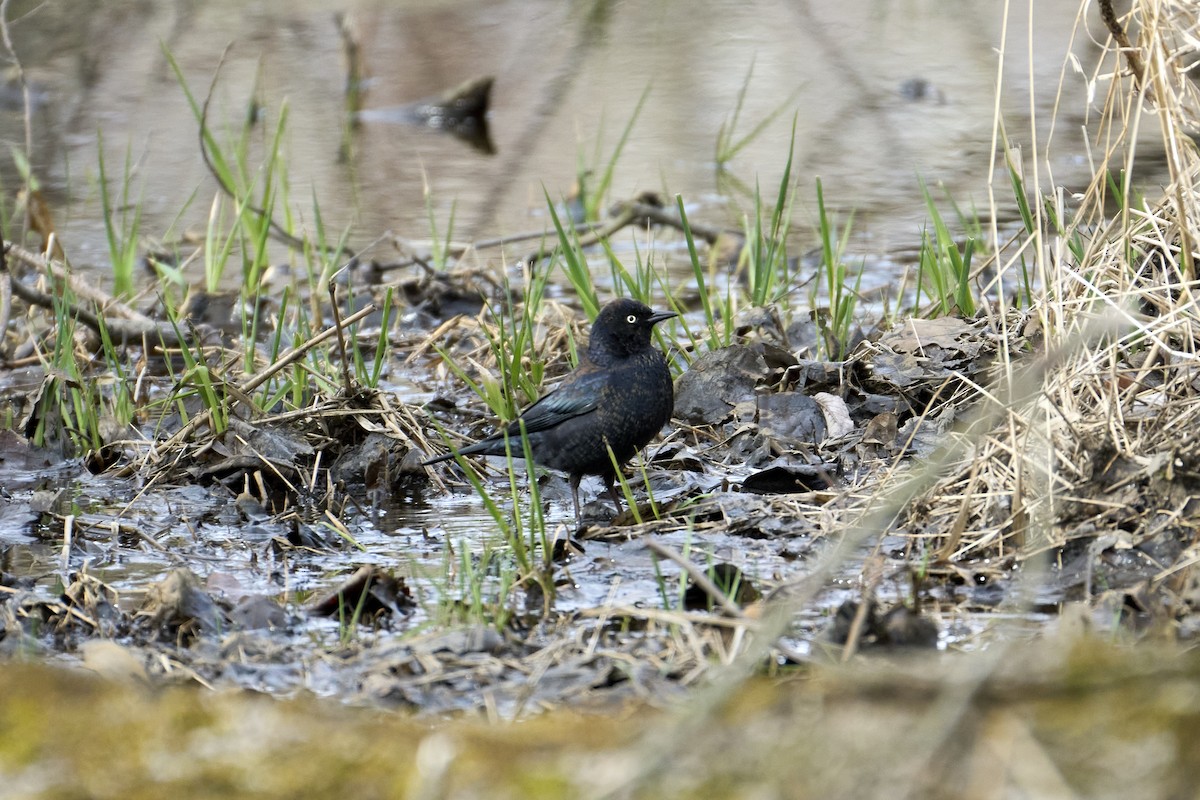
[589,298,677,359]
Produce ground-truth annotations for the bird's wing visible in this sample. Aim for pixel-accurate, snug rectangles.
[505,368,605,435]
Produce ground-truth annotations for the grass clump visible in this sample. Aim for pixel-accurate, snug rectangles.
[915,176,978,317]
[809,178,863,359]
[96,133,144,300]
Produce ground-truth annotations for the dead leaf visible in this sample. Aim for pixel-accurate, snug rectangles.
[813,392,854,439]
[881,317,983,356]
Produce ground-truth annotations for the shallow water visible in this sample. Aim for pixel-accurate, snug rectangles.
[2,0,1157,295]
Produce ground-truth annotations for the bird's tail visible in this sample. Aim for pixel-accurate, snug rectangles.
[420,439,495,466]
[420,451,456,466]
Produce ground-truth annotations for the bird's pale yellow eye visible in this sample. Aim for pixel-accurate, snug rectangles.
[626,314,637,324]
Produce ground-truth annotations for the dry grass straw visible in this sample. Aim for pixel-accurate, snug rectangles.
[890,0,1200,566]
[412,297,585,386]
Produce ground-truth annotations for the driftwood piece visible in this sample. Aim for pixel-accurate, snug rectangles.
[356,76,495,154]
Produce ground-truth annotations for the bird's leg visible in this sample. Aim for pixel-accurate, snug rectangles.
[602,473,624,516]
[570,474,583,526]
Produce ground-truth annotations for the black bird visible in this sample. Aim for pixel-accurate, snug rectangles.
[423,298,677,522]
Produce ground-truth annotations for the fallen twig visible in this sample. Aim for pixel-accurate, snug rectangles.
[645,538,746,618]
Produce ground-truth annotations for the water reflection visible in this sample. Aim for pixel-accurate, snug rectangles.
[1,0,1154,291]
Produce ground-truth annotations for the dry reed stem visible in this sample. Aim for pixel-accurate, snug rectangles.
[892,0,1200,567]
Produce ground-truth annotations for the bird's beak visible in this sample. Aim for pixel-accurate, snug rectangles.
[648,310,678,325]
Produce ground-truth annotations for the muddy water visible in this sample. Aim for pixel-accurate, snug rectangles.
[4,0,1152,295]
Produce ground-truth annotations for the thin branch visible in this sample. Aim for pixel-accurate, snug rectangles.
[1098,0,1145,89]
